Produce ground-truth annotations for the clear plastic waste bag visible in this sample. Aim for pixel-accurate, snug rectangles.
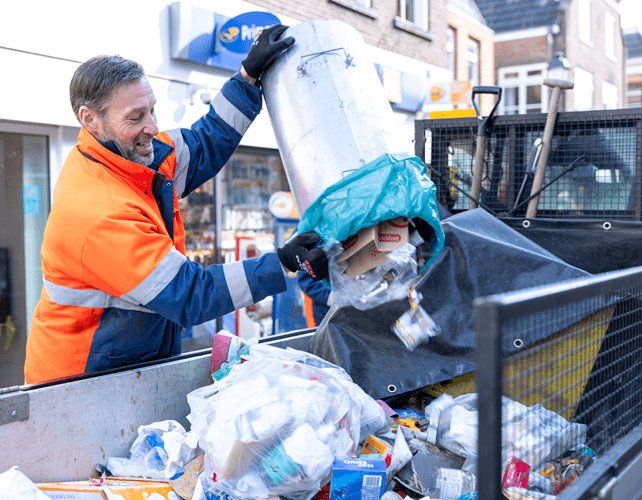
[187,345,386,500]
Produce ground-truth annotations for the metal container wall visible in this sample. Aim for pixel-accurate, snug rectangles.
[262,20,397,215]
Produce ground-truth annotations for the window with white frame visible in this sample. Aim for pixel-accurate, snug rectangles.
[574,66,594,111]
[399,0,429,31]
[605,12,616,60]
[498,64,548,115]
[579,0,592,45]
[447,28,456,77]
[602,81,618,109]
[467,38,480,88]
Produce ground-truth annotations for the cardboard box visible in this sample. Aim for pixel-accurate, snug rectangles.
[360,435,393,468]
[338,218,410,278]
[38,477,176,500]
[168,454,204,500]
[375,217,409,252]
[329,458,386,500]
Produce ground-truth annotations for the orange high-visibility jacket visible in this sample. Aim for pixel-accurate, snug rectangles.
[25,74,286,384]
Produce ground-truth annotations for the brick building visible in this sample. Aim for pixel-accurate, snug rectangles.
[446,0,495,113]
[474,0,626,112]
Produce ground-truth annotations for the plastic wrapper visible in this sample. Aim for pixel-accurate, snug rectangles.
[106,420,200,480]
[0,466,51,500]
[384,431,413,488]
[434,468,476,500]
[392,288,440,351]
[328,231,427,311]
[502,487,556,500]
[429,394,586,474]
[186,345,387,500]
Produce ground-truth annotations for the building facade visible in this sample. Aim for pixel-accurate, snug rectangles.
[446,0,495,114]
[0,0,453,386]
[624,28,642,108]
[474,0,626,113]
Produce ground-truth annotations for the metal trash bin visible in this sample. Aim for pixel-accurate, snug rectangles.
[262,20,398,214]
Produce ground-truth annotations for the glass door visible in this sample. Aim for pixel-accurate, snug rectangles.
[0,130,50,387]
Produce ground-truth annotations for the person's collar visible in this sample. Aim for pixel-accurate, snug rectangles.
[98,139,125,158]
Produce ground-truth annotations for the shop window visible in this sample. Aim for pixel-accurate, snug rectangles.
[178,148,289,266]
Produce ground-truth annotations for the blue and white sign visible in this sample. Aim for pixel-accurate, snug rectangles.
[170,3,281,71]
[23,185,39,214]
[218,12,281,54]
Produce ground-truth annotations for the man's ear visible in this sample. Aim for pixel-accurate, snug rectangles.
[78,106,100,133]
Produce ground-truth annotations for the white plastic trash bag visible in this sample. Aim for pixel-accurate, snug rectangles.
[187,345,386,500]
[106,420,200,480]
[0,466,51,500]
[430,393,587,473]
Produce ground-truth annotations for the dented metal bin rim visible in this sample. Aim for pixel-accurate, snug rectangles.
[0,327,315,483]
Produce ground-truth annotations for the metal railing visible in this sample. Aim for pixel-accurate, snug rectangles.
[415,108,642,220]
[475,266,642,499]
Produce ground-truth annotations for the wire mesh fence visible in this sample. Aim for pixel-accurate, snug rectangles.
[415,109,642,220]
[475,267,642,499]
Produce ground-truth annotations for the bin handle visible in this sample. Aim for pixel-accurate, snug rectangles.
[297,47,353,76]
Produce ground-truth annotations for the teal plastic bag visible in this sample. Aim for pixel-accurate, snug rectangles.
[296,153,445,271]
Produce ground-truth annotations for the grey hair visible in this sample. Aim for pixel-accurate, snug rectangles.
[70,55,146,121]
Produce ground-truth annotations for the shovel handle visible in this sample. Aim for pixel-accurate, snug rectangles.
[470,86,502,209]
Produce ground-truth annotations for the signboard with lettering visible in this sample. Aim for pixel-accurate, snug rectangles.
[430,81,472,105]
[170,2,281,71]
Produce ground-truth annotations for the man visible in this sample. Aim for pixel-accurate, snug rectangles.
[25,25,327,384]
[298,271,334,327]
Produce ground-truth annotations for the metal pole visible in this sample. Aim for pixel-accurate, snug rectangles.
[214,174,223,333]
[475,299,504,500]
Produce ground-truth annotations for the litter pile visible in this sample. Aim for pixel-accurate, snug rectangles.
[0,333,599,500]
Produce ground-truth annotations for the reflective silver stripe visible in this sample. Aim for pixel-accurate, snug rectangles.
[213,92,252,136]
[127,247,187,305]
[223,260,253,310]
[165,129,191,197]
[44,279,153,313]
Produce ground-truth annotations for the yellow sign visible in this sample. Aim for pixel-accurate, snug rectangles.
[429,109,477,119]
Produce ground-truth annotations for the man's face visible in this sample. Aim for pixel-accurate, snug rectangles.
[93,77,159,167]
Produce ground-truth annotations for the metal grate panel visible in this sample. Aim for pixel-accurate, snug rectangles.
[475,267,642,499]
[415,109,642,220]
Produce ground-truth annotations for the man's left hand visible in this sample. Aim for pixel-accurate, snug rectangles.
[242,24,295,81]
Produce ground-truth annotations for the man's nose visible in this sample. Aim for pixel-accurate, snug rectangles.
[143,113,159,136]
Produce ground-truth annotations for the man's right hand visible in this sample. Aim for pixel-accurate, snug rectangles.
[277,232,329,281]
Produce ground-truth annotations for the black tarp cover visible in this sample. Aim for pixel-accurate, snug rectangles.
[307,209,593,400]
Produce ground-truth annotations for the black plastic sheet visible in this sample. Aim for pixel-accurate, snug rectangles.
[308,209,592,400]
[500,217,642,275]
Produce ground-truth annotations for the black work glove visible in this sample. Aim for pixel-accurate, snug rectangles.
[242,24,295,79]
[277,231,329,281]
